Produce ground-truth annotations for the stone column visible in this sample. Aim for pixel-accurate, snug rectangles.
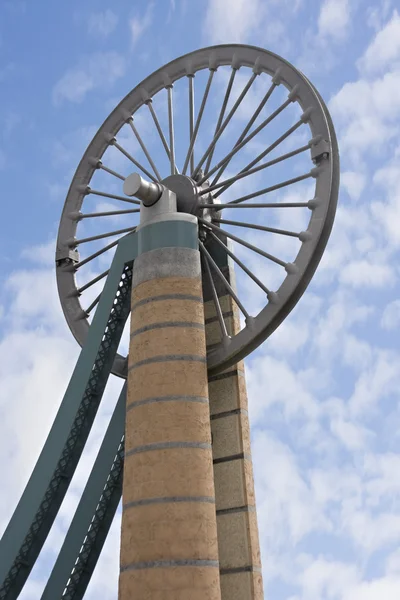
[119,244,222,600]
[203,237,264,600]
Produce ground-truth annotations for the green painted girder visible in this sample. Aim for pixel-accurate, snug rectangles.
[0,233,138,600]
[38,218,201,598]
[41,384,126,600]
[33,218,225,598]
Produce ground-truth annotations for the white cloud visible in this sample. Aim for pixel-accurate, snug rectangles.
[308,465,361,513]
[364,452,400,505]
[330,71,400,158]
[339,260,394,288]
[329,10,400,168]
[371,150,400,247]
[298,557,359,600]
[87,9,118,38]
[306,451,400,558]
[367,0,393,31]
[359,10,400,75]
[202,0,300,48]
[5,268,64,326]
[318,0,351,41]
[350,350,400,416]
[247,354,320,423]
[373,147,400,188]
[341,171,366,201]
[52,52,126,105]
[343,576,400,600]
[51,125,97,167]
[343,509,400,555]
[323,396,374,451]
[330,414,372,451]
[295,555,400,600]
[253,434,331,550]
[266,318,310,355]
[129,5,153,47]
[386,549,400,575]
[203,0,264,44]
[0,261,78,533]
[312,291,374,357]
[342,334,372,371]
[381,299,400,330]
[0,328,76,491]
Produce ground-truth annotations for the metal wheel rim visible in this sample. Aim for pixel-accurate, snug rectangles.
[56,44,339,377]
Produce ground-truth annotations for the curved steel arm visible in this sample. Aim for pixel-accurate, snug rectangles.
[0,233,138,600]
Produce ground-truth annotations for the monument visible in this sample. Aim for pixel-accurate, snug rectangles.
[0,44,339,599]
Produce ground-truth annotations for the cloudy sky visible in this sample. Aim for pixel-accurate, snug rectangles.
[1,0,400,598]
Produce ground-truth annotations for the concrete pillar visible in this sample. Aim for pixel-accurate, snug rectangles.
[119,246,222,600]
[203,238,264,600]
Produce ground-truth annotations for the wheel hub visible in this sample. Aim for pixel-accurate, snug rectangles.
[162,174,199,214]
[163,173,216,240]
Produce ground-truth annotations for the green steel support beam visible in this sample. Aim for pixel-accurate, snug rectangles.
[0,233,138,600]
[36,218,199,598]
[41,384,126,600]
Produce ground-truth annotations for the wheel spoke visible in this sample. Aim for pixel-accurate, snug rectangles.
[198,96,293,186]
[85,292,102,315]
[199,144,309,196]
[198,218,287,268]
[147,102,172,162]
[229,171,314,206]
[182,68,216,175]
[98,163,125,181]
[112,141,158,183]
[214,120,306,198]
[188,75,195,174]
[205,82,276,186]
[216,218,302,238]
[75,239,120,269]
[167,85,176,175]
[204,67,237,175]
[81,209,140,219]
[77,269,110,294]
[192,69,259,179]
[85,188,140,206]
[208,230,271,295]
[198,201,310,210]
[127,119,162,181]
[75,227,136,246]
[199,241,250,319]
[200,250,229,340]
[235,82,276,146]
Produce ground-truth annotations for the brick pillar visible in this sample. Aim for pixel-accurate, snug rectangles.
[119,246,221,600]
[203,239,264,600]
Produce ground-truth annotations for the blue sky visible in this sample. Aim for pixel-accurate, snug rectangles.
[1,0,400,598]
